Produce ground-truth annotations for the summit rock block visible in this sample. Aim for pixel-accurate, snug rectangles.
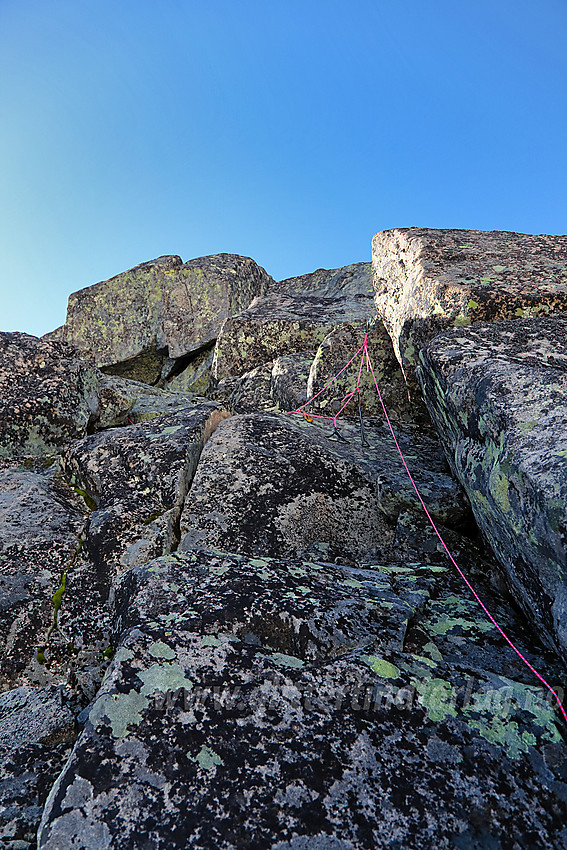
[372,228,567,379]
[54,254,273,384]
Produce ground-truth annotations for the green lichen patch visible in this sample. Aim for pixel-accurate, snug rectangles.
[413,676,458,722]
[267,652,305,669]
[139,662,194,696]
[189,745,224,771]
[148,641,176,660]
[200,636,223,647]
[89,690,149,738]
[361,656,400,679]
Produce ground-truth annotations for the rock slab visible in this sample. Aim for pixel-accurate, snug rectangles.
[418,315,567,665]
[37,548,567,849]
[55,254,273,383]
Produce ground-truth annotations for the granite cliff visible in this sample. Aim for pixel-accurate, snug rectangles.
[2,230,567,849]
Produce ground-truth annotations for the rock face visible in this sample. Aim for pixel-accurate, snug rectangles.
[0,686,75,846]
[373,228,567,379]
[3,233,567,848]
[0,468,87,690]
[53,254,274,384]
[179,413,469,561]
[61,402,230,576]
[212,291,375,381]
[0,333,100,458]
[37,548,567,849]
[417,315,567,665]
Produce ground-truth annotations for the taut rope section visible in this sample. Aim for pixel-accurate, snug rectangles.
[287,331,567,725]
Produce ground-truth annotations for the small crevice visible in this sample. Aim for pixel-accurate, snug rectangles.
[162,339,216,382]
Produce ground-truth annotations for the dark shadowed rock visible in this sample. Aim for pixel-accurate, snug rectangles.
[0,466,87,690]
[165,345,216,396]
[54,254,273,384]
[373,228,567,380]
[178,413,469,561]
[37,547,567,849]
[0,333,101,458]
[417,315,567,665]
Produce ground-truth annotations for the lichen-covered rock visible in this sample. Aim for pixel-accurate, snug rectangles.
[271,353,315,412]
[179,413,469,561]
[306,322,417,421]
[212,354,316,415]
[55,254,273,383]
[417,315,567,665]
[0,466,87,690]
[61,404,230,576]
[165,346,216,396]
[0,333,101,458]
[37,548,567,849]
[0,686,75,845]
[212,291,375,381]
[92,374,202,430]
[212,361,277,414]
[372,228,567,379]
[274,261,373,297]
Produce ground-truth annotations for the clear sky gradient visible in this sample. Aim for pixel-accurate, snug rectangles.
[1,0,566,337]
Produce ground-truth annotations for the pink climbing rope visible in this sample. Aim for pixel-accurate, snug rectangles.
[288,332,567,725]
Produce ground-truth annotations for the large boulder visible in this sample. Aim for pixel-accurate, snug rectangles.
[372,228,567,380]
[53,254,274,384]
[179,413,469,561]
[0,333,101,458]
[417,315,567,665]
[37,547,567,849]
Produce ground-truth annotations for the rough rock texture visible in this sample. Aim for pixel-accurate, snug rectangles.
[212,354,316,415]
[212,291,375,381]
[273,261,373,297]
[61,403,230,576]
[372,228,567,378]
[165,346,216,396]
[4,240,567,848]
[417,315,567,666]
[0,333,101,458]
[38,547,567,849]
[0,686,76,846]
[54,254,273,382]
[0,466,87,690]
[179,414,469,561]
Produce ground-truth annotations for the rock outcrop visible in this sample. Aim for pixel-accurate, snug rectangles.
[372,228,567,380]
[51,254,274,384]
[417,315,567,665]
[0,333,100,458]
[2,234,567,848]
[37,547,567,849]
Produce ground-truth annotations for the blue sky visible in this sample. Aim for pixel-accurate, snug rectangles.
[1,0,566,337]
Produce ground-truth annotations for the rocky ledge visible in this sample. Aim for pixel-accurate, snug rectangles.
[2,231,567,849]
